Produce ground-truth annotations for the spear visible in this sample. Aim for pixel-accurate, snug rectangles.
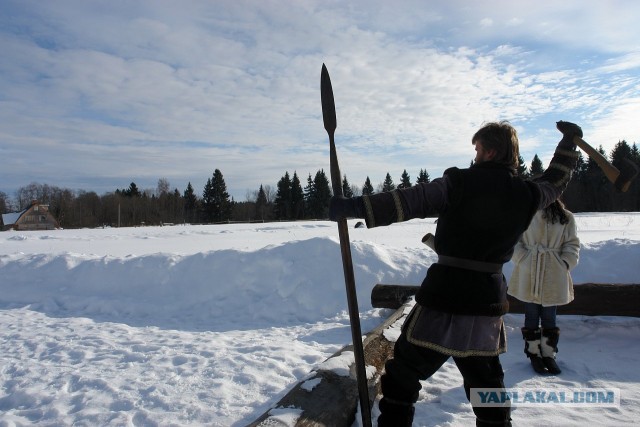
[321,63,372,427]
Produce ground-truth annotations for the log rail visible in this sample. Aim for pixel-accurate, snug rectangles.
[371,283,640,317]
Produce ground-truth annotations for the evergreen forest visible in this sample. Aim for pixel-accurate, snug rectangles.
[1,141,639,229]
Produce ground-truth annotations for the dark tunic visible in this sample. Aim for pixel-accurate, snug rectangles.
[360,149,578,355]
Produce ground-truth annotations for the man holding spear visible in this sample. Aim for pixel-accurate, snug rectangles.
[329,119,583,426]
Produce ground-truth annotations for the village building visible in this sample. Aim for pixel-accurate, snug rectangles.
[1,200,60,231]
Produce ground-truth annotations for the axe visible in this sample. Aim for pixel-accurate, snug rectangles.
[573,135,638,192]
[570,134,639,192]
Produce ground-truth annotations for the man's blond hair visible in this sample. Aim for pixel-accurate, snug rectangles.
[472,121,520,171]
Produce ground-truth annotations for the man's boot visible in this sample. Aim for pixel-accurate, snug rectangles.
[541,328,561,374]
[378,397,415,427]
[521,327,546,374]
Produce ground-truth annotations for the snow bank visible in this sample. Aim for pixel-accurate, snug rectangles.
[0,214,639,426]
[1,236,429,330]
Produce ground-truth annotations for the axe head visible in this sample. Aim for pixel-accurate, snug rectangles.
[614,158,639,192]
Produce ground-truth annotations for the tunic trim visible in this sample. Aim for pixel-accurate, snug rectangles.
[405,305,507,357]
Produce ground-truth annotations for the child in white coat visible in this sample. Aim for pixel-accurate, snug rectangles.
[508,199,580,374]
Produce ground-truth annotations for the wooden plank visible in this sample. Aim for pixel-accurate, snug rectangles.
[371,283,640,317]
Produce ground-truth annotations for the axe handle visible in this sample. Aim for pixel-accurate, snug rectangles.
[573,135,620,183]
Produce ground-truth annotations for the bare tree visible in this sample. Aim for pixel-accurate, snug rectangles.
[263,184,275,204]
[0,191,8,213]
[246,189,258,203]
[157,178,170,196]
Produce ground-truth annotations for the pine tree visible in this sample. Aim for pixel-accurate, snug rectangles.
[631,143,640,164]
[202,169,232,223]
[362,176,374,195]
[416,169,430,184]
[583,146,610,211]
[313,169,332,218]
[574,152,588,180]
[560,151,588,212]
[291,172,305,220]
[303,170,332,219]
[611,140,633,171]
[517,155,528,177]
[342,175,353,198]
[588,146,608,173]
[216,171,233,222]
[274,172,292,220]
[610,140,637,211]
[183,182,198,223]
[382,172,395,192]
[398,170,411,189]
[633,143,640,211]
[530,154,545,176]
[202,178,214,222]
[304,173,315,218]
[255,184,268,221]
[124,182,141,198]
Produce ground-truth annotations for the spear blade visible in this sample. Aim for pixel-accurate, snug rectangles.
[321,64,343,197]
[321,64,337,136]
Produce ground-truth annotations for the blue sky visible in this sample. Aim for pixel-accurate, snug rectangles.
[2,0,640,201]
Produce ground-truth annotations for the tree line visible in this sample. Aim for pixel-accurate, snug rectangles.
[520,140,640,213]
[1,140,638,228]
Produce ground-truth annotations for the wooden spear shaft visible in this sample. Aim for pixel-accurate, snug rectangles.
[321,64,372,427]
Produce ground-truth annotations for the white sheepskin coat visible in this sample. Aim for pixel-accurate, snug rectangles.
[508,209,580,306]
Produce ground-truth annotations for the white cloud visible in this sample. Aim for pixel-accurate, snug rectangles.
[1,0,639,199]
[480,18,494,28]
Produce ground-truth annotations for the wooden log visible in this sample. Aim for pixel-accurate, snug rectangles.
[247,300,413,427]
[247,370,358,427]
[371,283,640,317]
[371,284,419,310]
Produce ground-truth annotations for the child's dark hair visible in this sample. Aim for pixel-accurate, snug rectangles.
[543,199,569,225]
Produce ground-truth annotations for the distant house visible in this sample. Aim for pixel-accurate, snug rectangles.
[1,200,60,231]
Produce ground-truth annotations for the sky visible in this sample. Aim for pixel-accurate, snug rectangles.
[2,0,640,201]
[1,214,639,425]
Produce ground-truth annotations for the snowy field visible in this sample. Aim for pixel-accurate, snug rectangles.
[1,212,639,426]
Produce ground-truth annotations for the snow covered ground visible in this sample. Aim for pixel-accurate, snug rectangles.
[1,212,639,426]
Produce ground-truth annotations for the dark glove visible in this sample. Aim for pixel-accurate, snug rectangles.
[329,196,363,221]
[556,121,583,150]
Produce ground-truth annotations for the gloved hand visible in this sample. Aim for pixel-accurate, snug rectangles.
[556,121,583,150]
[329,195,363,221]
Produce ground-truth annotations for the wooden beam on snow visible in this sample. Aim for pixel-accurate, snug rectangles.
[371,283,640,317]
